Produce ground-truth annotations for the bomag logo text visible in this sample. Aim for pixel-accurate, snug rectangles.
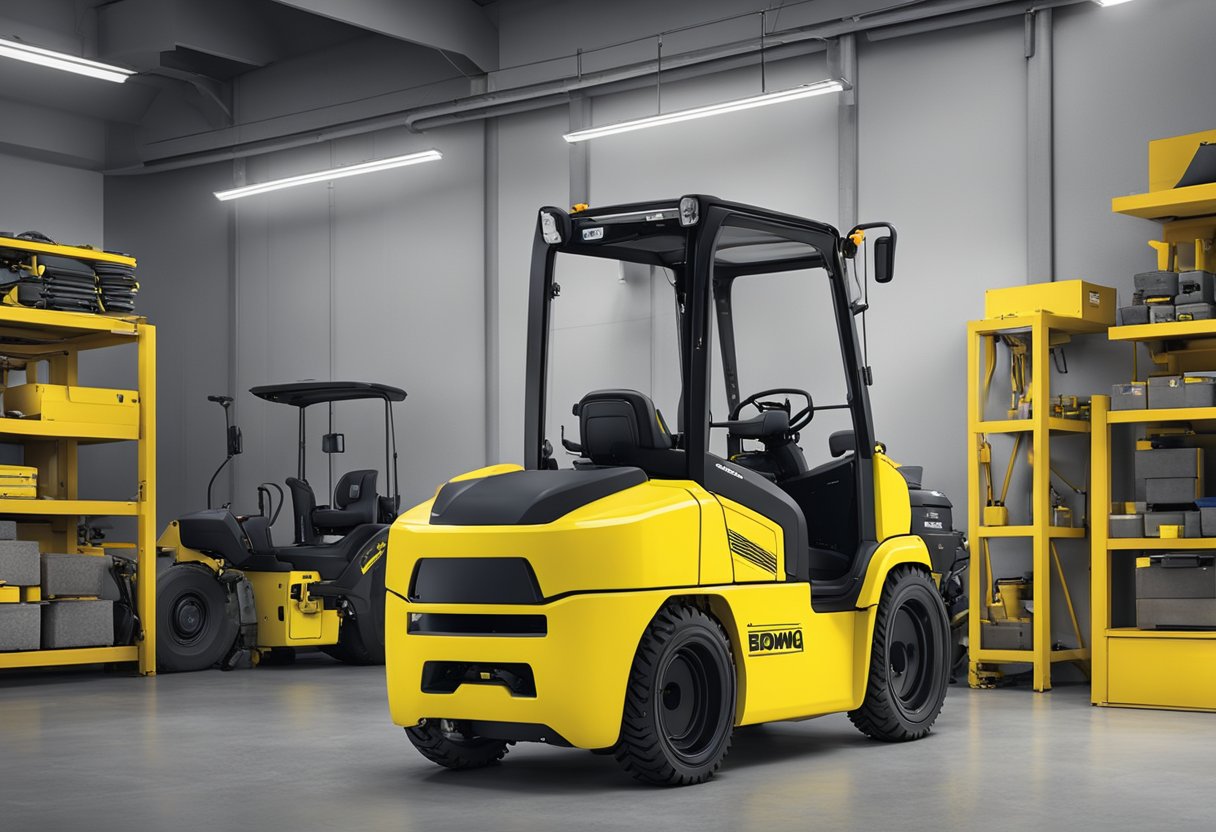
[747,624,804,656]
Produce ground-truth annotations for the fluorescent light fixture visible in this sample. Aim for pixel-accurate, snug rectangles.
[1092,0,1136,6]
[563,80,844,143]
[0,37,134,83]
[214,150,443,201]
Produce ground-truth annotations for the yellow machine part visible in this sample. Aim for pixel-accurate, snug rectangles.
[244,571,340,647]
[384,464,931,749]
[983,280,1116,326]
[157,521,340,649]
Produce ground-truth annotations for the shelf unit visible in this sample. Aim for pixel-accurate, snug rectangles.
[967,312,1096,691]
[1091,361,1216,712]
[0,238,155,675]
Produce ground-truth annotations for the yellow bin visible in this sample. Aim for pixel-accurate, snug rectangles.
[4,384,139,428]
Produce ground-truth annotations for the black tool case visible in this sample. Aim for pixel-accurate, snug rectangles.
[1136,553,1216,629]
[909,488,964,574]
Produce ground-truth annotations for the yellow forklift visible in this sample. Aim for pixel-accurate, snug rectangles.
[385,197,951,785]
[156,381,403,671]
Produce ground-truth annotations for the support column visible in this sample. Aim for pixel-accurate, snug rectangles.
[1026,9,1054,282]
[831,34,858,231]
[569,94,590,207]
[484,118,500,464]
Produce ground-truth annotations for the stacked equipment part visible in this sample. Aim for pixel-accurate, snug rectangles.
[94,261,138,313]
[20,254,102,313]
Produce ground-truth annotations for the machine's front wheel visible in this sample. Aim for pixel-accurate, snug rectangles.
[849,566,950,741]
[406,720,509,770]
[156,563,238,673]
[614,603,736,787]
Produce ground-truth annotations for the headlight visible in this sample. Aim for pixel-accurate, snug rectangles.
[540,211,562,244]
[679,197,700,227]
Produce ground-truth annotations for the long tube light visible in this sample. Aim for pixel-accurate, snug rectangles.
[562,80,844,143]
[214,149,443,201]
[1092,0,1136,6]
[0,37,134,83]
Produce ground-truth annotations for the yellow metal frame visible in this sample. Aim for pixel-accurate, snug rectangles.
[966,311,1092,691]
[0,305,156,675]
[1091,394,1216,713]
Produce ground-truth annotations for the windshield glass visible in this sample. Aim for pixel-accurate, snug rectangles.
[545,252,682,467]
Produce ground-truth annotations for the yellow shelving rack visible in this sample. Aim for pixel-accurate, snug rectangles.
[1090,135,1216,709]
[966,311,1097,691]
[0,237,156,675]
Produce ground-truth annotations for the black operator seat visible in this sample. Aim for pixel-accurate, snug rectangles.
[286,477,320,545]
[576,389,685,479]
[314,470,378,535]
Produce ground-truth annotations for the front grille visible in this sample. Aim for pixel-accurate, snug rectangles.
[409,557,543,604]
[421,661,537,697]
[409,613,547,636]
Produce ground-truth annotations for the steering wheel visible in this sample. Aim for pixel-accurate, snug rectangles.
[729,388,814,433]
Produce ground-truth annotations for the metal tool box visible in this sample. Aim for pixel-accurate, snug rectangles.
[1109,514,1144,538]
[1136,554,1216,629]
[984,280,1115,325]
[1149,303,1176,323]
[1183,375,1216,406]
[1118,305,1150,325]
[1112,381,1147,410]
[1145,511,1187,537]
[1146,477,1201,505]
[1137,447,1204,480]
[1134,270,1179,299]
[1177,302,1216,321]
[1147,375,1186,408]
[0,464,37,498]
[4,384,139,429]
[1175,270,1216,305]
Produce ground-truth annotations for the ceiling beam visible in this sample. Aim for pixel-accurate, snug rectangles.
[269,0,498,73]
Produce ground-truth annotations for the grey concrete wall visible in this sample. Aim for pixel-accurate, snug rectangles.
[227,124,486,539]
[103,162,233,529]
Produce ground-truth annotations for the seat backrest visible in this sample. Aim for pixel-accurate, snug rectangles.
[577,389,675,468]
[286,477,319,545]
[333,469,378,525]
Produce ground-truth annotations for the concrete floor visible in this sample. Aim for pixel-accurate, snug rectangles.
[1,655,1211,832]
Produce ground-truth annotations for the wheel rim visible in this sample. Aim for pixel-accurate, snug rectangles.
[657,640,726,763]
[888,598,935,713]
[170,592,208,646]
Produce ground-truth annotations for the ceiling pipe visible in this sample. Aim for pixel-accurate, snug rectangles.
[108,0,1092,175]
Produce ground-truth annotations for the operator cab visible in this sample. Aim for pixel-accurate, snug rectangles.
[531,197,896,602]
[178,381,406,581]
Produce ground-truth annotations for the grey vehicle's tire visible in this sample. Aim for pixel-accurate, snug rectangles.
[406,720,510,770]
[614,603,736,786]
[849,567,950,741]
[157,563,238,673]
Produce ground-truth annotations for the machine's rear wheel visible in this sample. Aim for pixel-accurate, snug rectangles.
[406,720,509,770]
[156,563,238,673]
[849,567,950,741]
[614,603,736,787]
[322,548,386,665]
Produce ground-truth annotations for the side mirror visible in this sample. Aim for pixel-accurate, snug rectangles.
[227,425,243,456]
[322,433,345,454]
[874,235,895,283]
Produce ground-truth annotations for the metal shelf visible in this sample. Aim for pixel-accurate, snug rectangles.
[1111,182,1216,222]
[0,499,139,517]
[1108,319,1216,343]
[1106,627,1216,639]
[1108,537,1216,550]
[975,525,1086,539]
[976,418,1090,434]
[0,418,138,444]
[1107,406,1216,424]
[0,646,138,670]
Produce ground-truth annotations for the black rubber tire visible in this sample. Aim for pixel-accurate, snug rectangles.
[614,603,736,787]
[156,563,239,673]
[849,566,950,741]
[321,550,386,665]
[406,720,510,770]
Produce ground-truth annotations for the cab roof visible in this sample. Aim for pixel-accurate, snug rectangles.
[249,381,407,407]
